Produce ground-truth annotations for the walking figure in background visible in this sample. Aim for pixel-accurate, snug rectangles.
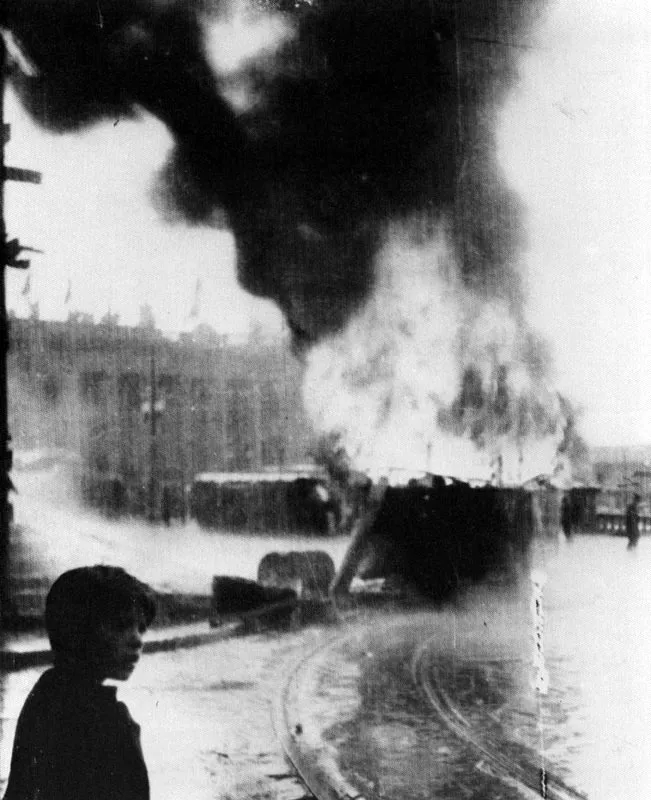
[3,565,156,800]
[626,493,641,549]
[161,485,172,526]
[560,493,572,538]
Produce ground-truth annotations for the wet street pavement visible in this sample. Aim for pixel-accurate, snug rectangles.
[292,533,651,800]
[298,607,575,800]
[1,531,650,799]
[284,604,541,800]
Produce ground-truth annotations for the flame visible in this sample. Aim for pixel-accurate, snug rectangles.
[303,218,567,484]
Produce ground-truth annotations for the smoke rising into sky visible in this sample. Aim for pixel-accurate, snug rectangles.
[3,0,541,329]
[2,0,650,448]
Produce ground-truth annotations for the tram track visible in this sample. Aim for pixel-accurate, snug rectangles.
[271,623,366,800]
[272,612,589,800]
[412,640,588,800]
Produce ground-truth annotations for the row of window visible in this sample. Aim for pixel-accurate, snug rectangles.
[20,370,283,414]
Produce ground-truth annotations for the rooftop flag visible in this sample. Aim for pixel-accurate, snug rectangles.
[189,278,202,319]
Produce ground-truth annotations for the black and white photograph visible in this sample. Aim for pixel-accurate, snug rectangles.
[0,0,648,797]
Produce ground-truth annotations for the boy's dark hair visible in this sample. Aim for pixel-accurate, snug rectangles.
[45,565,157,659]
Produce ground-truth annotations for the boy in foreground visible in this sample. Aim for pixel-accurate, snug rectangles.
[3,565,156,800]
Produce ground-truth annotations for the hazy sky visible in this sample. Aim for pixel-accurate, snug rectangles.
[499,0,651,447]
[4,96,285,337]
[4,0,651,448]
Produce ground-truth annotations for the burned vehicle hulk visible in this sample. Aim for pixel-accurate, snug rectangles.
[332,474,534,602]
[189,469,338,535]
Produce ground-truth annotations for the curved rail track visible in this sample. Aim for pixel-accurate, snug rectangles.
[412,639,588,800]
[272,626,364,800]
[272,612,589,800]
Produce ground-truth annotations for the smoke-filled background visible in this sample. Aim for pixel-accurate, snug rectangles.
[1,0,649,469]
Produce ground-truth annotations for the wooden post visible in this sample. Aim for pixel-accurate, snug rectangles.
[0,40,13,617]
[0,41,42,619]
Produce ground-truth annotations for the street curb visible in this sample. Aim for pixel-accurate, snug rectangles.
[0,592,341,673]
[0,621,243,672]
[272,627,368,800]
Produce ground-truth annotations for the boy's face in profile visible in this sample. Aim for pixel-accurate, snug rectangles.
[91,607,148,682]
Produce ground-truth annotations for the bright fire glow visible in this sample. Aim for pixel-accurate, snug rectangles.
[303,219,566,485]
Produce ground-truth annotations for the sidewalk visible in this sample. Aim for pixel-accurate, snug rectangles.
[0,620,324,800]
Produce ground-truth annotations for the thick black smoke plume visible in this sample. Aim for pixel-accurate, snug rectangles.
[3,0,545,350]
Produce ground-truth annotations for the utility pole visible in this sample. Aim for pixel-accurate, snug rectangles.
[148,349,157,522]
[0,39,42,618]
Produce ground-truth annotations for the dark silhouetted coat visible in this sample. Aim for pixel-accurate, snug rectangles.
[3,666,149,800]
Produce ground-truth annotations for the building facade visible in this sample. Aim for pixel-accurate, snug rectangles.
[7,314,317,519]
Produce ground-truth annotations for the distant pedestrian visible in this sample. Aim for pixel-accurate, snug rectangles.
[626,494,641,548]
[560,493,572,538]
[161,486,172,526]
[3,565,156,800]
